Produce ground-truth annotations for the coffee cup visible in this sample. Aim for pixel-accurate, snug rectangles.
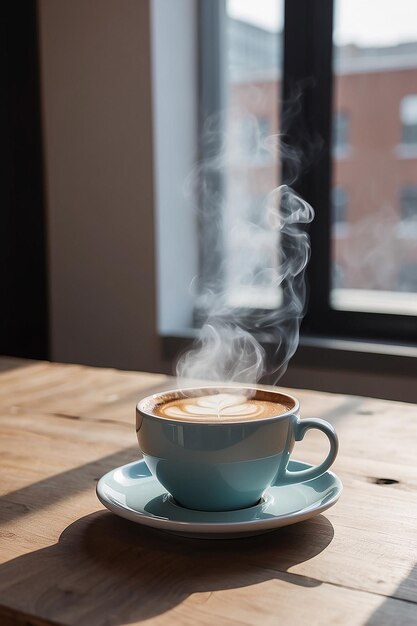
[136,387,338,511]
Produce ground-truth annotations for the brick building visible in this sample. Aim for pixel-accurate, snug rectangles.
[227,19,417,300]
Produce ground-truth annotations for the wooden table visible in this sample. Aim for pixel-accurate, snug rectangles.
[0,357,416,626]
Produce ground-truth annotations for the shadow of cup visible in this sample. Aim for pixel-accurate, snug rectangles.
[77,511,334,622]
[0,510,334,625]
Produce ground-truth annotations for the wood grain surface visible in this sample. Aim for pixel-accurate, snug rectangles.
[0,358,416,625]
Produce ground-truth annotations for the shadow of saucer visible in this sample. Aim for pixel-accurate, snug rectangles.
[0,510,334,625]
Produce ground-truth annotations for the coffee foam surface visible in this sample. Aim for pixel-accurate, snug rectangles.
[154,393,289,422]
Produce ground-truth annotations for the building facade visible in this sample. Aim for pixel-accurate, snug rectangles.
[227,20,417,300]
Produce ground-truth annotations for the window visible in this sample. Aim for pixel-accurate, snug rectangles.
[331,187,347,226]
[397,185,417,238]
[332,263,346,289]
[325,0,417,328]
[333,111,349,156]
[401,95,417,145]
[400,185,417,222]
[331,188,348,286]
[399,263,417,292]
[193,0,417,346]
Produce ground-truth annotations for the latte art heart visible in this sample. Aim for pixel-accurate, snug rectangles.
[163,394,261,419]
[153,392,290,422]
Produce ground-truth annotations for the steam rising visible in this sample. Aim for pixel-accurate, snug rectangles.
[177,114,315,388]
[177,323,266,385]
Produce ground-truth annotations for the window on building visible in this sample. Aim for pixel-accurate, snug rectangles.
[331,187,347,225]
[332,263,346,289]
[400,95,417,145]
[397,185,417,237]
[331,187,348,291]
[333,111,349,155]
[400,185,417,222]
[399,263,417,292]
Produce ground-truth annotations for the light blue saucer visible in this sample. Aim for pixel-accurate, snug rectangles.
[96,459,342,538]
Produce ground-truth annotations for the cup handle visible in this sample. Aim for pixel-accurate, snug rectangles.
[281,417,339,485]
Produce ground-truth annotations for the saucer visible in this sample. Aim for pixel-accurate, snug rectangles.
[96,459,342,538]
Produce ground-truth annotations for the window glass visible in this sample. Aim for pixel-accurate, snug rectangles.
[401,95,417,144]
[399,262,417,291]
[400,185,417,221]
[333,112,349,155]
[332,187,347,224]
[331,186,348,241]
[223,0,284,309]
[331,0,417,315]
[397,184,417,238]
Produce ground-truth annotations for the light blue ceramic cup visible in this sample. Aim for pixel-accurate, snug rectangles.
[137,387,338,512]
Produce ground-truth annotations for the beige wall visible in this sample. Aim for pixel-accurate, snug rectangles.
[38,0,169,373]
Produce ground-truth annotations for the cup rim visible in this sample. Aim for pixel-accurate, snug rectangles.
[137,386,300,425]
